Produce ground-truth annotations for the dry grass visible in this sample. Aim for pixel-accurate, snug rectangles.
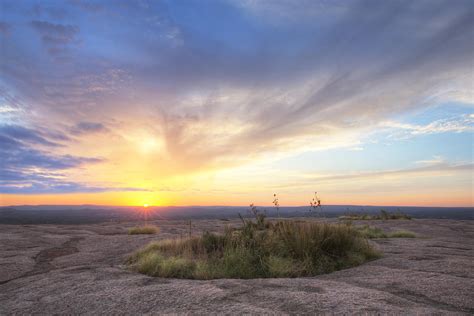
[128,225,159,235]
[128,215,381,279]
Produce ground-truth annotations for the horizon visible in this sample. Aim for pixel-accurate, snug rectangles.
[1,0,473,208]
[3,203,473,209]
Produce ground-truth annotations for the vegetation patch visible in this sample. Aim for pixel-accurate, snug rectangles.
[339,210,412,221]
[357,225,388,238]
[128,225,159,235]
[356,225,416,239]
[128,209,380,279]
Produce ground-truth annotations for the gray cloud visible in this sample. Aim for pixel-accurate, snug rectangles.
[0,124,115,194]
[0,181,150,194]
[149,0,473,169]
[70,121,107,135]
[1,0,473,178]
[0,21,11,35]
[0,124,63,147]
[32,3,68,19]
[30,20,79,57]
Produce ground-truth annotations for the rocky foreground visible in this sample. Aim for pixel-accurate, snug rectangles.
[0,218,472,314]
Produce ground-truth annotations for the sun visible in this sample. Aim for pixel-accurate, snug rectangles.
[143,203,149,208]
[138,136,163,154]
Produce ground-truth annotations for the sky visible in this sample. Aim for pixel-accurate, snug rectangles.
[0,0,473,207]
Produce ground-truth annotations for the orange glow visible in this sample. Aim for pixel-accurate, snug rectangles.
[1,186,472,207]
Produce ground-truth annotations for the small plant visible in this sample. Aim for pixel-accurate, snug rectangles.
[238,203,268,230]
[128,225,159,235]
[309,191,322,216]
[272,193,280,217]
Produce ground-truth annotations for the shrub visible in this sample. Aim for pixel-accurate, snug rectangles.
[128,225,159,235]
[128,212,381,279]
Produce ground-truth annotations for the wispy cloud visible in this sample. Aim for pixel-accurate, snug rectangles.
[69,122,107,135]
[30,20,79,57]
[0,123,121,193]
[415,156,445,166]
[383,114,474,139]
[0,0,472,201]
[311,162,473,183]
[264,161,474,190]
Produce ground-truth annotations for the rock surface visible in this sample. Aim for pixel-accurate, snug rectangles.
[0,218,473,314]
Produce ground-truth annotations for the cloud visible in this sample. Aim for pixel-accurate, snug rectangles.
[69,0,104,13]
[125,0,472,172]
[416,156,445,166]
[30,20,79,57]
[0,124,123,194]
[0,124,64,147]
[70,122,107,135]
[30,20,78,44]
[314,162,473,182]
[32,3,68,19]
[0,181,150,194]
[383,114,474,139]
[267,161,474,189]
[410,116,474,135]
[0,124,102,171]
[0,22,11,35]
[0,0,473,192]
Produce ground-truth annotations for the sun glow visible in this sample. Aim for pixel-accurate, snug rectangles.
[138,136,163,154]
[143,203,149,208]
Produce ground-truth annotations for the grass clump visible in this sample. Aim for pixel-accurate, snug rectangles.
[128,208,380,279]
[128,225,159,235]
[339,210,412,221]
[357,225,416,239]
[357,225,387,238]
[134,252,196,278]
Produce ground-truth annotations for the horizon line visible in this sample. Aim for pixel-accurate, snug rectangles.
[1,204,472,209]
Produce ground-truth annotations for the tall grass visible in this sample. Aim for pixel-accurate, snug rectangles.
[128,214,380,279]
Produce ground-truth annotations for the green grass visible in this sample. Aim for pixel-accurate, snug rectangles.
[128,218,381,279]
[128,225,159,235]
[357,225,388,238]
[356,225,416,239]
[339,210,412,221]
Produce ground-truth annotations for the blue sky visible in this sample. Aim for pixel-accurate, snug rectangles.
[0,0,472,206]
